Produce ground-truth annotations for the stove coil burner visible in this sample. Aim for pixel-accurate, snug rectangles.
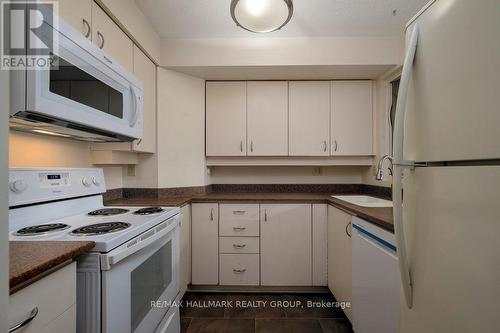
[15,223,70,236]
[88,208,130,216]
[71,222,131,236]
[133,207,164,215]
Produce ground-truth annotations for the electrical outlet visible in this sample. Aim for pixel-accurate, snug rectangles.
[312,167,322,176]
[127,165,136,177]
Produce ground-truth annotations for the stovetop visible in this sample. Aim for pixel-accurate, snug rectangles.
[9,205,180,253]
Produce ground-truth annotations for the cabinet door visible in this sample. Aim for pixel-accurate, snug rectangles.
[132,45,156,153]
[312,204,328,286]
[289,81,330,156]
[247,81,288,156]
[331,81,373,156]
[206,82,247,156]
[91,2,133,72]
[179,205,191,297]
[327,205,353,321]
[192,203,219,285]
[58,0,92,39]
[261,204,312,286]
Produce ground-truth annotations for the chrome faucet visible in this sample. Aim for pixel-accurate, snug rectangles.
[376,155,393,181]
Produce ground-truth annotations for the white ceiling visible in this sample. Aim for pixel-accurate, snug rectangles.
[136,0,429,39]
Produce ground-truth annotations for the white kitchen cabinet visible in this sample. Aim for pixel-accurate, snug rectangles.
[9,262,76,333]
[331,81,373,156]
[260,204,312,286]
[219,254,259,286]
[58,0,92,39]
[327,205,353,321]
[132,45,156,153]
[191,203,219,285]
[179,205,191,297]
[219,203,259,237]
[206,82,247,156]
[247,81,288,156]
[289,81,331,156]
[91,2,134,73]
[312,204,328,286]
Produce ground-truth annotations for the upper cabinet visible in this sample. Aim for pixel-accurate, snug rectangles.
[289,81,331,156]
[247,81,288,156]
[206,82,247,156]
[205,80,374,164]
[132,45,156,153]
[58,0,92,39]
[91,2,134,73]
[331,81,373,156]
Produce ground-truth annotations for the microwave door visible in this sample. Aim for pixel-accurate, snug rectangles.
[101,227,180,333]
[24,23,141,139]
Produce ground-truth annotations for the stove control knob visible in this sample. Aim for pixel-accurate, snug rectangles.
[92,177,101,186]
[82,177,91,187]
[10,180,28,193]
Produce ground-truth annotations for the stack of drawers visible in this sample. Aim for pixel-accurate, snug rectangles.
[219,204,260,285]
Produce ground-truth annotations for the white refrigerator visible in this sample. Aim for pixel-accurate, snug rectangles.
[393,1,500,332]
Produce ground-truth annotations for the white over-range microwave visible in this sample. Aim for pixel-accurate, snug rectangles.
[9,10,143,142]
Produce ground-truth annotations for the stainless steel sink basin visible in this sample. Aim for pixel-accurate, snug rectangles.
[331,195,392,208]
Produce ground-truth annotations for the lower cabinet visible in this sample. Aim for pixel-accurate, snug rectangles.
[327,205,353,321]
[191,202,327,287]
[261,204,312,286]
[191,203,219,285]
[9,262,77,333]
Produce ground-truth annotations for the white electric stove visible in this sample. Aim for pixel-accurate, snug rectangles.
[9,168,181,333]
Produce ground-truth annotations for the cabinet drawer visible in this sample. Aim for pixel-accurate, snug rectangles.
[9,262,76,333]
[219,204,259,236]
[220,237,260,254]
[220,254,259,285]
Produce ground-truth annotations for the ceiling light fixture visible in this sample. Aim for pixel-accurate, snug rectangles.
[230,0,294,33]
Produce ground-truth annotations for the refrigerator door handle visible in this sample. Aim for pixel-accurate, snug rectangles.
[393,24,419,309]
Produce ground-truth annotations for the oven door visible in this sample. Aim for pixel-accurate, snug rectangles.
[101,223,179,333]
[21,19,143,140]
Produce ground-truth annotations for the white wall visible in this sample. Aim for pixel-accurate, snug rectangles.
[9,132,123,189]
[208,166,366,184]
[1,64,9,333]
[161,36,404,67]
[156,68,207,188]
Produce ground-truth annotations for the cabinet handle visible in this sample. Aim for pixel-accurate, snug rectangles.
[345,221,352,238]
[233,268,247,274]
[264,209,268,222]
[97,31,105,49]
[240,141,243,153]
[250,141,254,152]
[209,208,214,221]
[334,140,338,152]
[233,243,247,249]
[232,226,246,231]
[82,18,91,38]
[232,210,246,215]
[323,140,327,152]
[9,307,38,332]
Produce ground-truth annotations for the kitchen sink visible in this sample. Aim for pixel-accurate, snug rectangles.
[331,195,392,208]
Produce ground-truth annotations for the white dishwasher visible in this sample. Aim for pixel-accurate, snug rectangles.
[352,217,400,333]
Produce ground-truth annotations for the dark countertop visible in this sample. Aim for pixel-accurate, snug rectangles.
[10,241,95,293]
[106,192,394,232]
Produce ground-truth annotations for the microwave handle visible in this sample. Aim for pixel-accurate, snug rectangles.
[101,219,178,270]
[129,86,141,127]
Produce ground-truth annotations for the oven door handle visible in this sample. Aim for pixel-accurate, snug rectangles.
[101,218,178,270]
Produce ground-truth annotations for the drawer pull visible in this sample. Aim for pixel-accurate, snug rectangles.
[9,307,38,332]
[233,268,247,274]
[233,226,246,231]
[232,210,246,215]
[233,243,247,249]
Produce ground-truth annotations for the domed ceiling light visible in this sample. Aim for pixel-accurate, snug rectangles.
[230,0,294,33]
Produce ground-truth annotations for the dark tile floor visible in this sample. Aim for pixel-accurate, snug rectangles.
[180,292,353,333]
